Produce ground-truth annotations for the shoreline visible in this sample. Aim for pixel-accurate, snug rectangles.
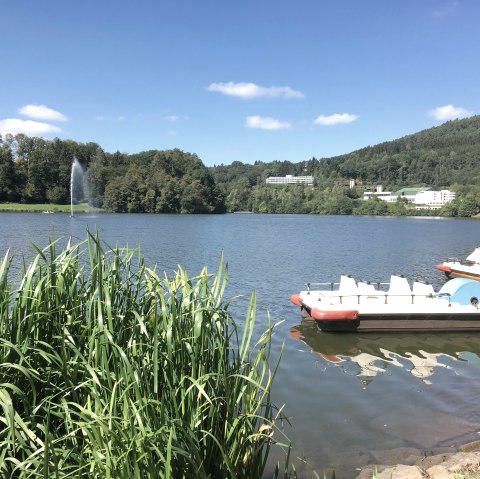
[0,203,101,214]
[356,440,480,478]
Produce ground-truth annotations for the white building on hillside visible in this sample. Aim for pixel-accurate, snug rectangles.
[363,186,456,209]
[414,190,456,209]
[363,185,397,203]
[394,187,429,202]
[266,175,315,185]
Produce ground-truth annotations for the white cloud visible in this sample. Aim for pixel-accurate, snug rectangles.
[0,118,62,136]
[428,104,474,121]
[246,115,292,130]
[165,115,180,122]
[207,82,304,99]
[95,115,105,121]
[314,113,359,125]
[18,104,68,122]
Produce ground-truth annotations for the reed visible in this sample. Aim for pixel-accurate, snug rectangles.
[0,232,290,478]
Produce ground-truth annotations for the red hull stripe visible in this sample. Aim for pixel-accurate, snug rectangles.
[290,294,303,307]
[311,308,358,321]
[436,264,452,273]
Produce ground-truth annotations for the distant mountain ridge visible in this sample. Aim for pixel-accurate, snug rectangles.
[211,115,480,191]
[312,115,480,189]
[354,115,480,156]
[210,115,480,215]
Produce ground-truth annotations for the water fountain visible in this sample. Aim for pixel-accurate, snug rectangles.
[70,158,86,217]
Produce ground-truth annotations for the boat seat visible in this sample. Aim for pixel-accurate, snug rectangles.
[412,281,435,302]
[357,281,378,294]
[357,281,386,303]
[466,248,480,264]
[337,275,359,304]
[387,275,412,303]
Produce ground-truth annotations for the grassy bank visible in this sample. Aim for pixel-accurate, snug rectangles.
[0,202,102,213]
[0,233,291,478]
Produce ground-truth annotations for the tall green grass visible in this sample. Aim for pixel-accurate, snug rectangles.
[0,233,290,478]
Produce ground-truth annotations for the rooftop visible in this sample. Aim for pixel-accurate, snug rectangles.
[395,187,431,196]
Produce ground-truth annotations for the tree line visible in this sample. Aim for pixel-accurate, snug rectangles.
[210,116,480,217]
[0,135,225,213]
[1,115,480,216]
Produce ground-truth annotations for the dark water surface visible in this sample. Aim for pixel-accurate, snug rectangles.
[2,212,480,477]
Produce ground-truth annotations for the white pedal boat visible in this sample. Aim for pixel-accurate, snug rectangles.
[290,275,480,332]
[436,247,480,281]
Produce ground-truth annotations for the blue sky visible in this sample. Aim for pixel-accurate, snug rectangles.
[0,0,478,166]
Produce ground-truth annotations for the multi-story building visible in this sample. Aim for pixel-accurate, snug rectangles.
[414,190,456,209]
[363,185,397,203]
[363,185,456,209]
[266,175,315,185]
[394,187,429,203]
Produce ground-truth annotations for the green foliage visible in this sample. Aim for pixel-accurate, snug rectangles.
[0,136,225,214]
[0,234,291,478]
[456,191,480,217]
[0,137,17,202]
[46,185,69,204]
[353,197,389,216]
[2,115,480,216]
[99,150,225,214]
[315,116,480,188]
[210,116,480,217]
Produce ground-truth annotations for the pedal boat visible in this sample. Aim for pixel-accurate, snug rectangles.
[290,275,480,332]
[436,247,480,281]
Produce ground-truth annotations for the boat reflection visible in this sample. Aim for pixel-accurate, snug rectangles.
[289,320,480,384]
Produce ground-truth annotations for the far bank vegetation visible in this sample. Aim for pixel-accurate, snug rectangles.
[1,115,480,216]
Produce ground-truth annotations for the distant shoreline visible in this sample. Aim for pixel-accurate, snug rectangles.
[1,203,479,219]
[0,203,102,214]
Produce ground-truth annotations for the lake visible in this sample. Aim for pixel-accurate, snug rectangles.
[1,212,480,477]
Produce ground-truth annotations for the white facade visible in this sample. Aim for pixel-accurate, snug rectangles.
[397,192,418,202]
[363,187,456,209]
[414,190,456,209]
[363,185,397,203]
[363,191,397,202]
[266,175,315,185]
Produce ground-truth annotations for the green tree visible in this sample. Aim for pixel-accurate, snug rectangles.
[457,192,480,217]
[103,177,130,212]
[0,137,16,201]
[155,178,180,213]
[46,186,69,204]
[87,148,110,207]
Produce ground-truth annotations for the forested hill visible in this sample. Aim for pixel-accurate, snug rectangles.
[315,115,480,189]
[1,116,479,216]
[211,115,480,191]
[210,115,480,215]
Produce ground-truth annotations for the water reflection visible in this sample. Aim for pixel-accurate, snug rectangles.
[289,320,480,384]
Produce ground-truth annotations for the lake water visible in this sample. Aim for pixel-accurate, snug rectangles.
[1,212,480,477]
